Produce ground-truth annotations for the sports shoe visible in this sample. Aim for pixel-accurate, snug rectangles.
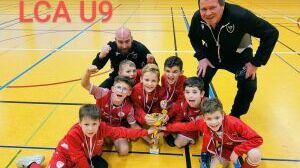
[16,155,45,168]
[164,134,175,147]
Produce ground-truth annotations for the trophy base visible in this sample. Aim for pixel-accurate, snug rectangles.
[149,147,159,154]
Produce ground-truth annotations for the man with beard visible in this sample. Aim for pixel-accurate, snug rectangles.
[92,27,155,88]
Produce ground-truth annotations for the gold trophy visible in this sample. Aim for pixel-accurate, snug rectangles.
[149,109,168,154]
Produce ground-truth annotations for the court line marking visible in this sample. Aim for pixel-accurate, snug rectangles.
[2,145,300,162]
[0,4,122,91]
[171,7,178,57]
[0,0,35,11]
[0,100,87,106]
[0,48,299,55]
[236,0,300,24]
[276,23,300,36]
[0,28,186,32]
[275,53,300,73]
[192,154,300,163]
[0,4,50,27]
[0,145,183,156]
[172,7,191,168]
[4,83,77,167]
[181,7,217,168]
[0,31,60,43]
[0,10,52,30]
[253,39,300,73]
[0,69,111,88]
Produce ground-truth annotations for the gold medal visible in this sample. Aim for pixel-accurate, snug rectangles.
[162,109,167,115]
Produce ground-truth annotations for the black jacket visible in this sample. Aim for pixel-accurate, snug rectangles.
[188,2,279,67]
[92,40,151,77]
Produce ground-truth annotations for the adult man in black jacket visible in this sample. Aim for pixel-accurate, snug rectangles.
[189,0,279,118]
[92,27,155,88]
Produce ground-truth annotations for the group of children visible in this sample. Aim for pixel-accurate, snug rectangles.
[16,56,263,168]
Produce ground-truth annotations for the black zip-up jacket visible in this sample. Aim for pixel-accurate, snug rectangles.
[92,40,151,77]
[188,3,279,67]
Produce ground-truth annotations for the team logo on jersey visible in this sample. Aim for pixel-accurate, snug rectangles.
[201,24,204,30]
[128,52,137,59]
[226,23,235,33]
[202,40,208,47]
[118,111,125,117]
[115,52,121,56]
[138,95,141,99]
[60,143,69,150]
[56,161,65,168]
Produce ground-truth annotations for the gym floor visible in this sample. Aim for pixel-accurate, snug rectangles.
[0,0,299,167]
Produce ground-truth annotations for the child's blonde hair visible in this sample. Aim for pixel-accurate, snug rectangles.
[141,64,160,80]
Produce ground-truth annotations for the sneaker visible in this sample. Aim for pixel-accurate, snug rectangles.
[16,155,45,168]
[164,134,175,147]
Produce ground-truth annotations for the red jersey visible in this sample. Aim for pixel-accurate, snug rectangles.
[166,115,263,160]
[168,101,202,140]
[161,74,186,109]
[130,82,164,124]
[134,69,142,85]
[90,85,136,127]
[49,122,148,168]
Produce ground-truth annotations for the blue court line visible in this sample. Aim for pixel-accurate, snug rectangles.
[0,4,121,91]
[180,7,190,33]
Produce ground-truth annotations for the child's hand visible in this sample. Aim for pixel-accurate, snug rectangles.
[146,54,155,63]
[87,65,99,75]
[130,123,141,129]
[147,127,157,135]
[145,114,156,125]
[148,138,157,145]
[162,114,169,123]
[158,126,167,131]
[160,100,167,109]
[99,44,111,58]
[230,151,238,162]
[195,115,203,121]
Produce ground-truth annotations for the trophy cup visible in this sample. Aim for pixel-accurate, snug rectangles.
[149,109,168,154]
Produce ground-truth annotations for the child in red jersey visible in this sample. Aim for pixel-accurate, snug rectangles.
[49,104,154,168]
[118,60,141,85]
[130,63,164,126]
[165,77,205,147]
[160,56,186,110]
[161,98,263,168]
[82,65,140,155]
